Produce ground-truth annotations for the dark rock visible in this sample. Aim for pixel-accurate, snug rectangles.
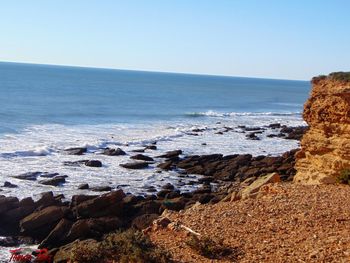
[161,197,186,211]
[39,176,66,186]
[102,147,126,156]
[0,196,19,214]
[198,194,214,204]
[73,190,126,218]
[90,186,112,192]
[39,218,73,249]
[119,162,149,169]
[35,192,61,209]
[39,172,60,178]
[64,147,87,155]
[157,161,173,170]
[145,145,157,150]
[245,127,264,131]
[156,150,182,159]
[131,148,145,153]
[157,190,172,198]
[63,160,87,167]
[130,154,154,162]
[70,195,98,207]
[78,183,89,190]
[165,191,181,199]
[20,206,68,239]
[134,200,162,215]
[162,183,175,190]
[66,217,124,242]
[13,172,42,181]
[246,132,260,140]
[132,213,159,230]
[268,123,281,129]
[85,160,102,167]
[0,236,20,247]
[215,131,224,135]
[3,181,18,188]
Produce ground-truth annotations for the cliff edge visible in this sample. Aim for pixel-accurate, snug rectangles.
[295,72,350,184]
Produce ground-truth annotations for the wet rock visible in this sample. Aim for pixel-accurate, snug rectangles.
[3,181,18,188]
[39,176,67,186]
[39,172,60,178]
[215,131,224,135]
[35,192,62,209]
[119,162,149,169]
[78,183,89,190]
[156,150,182,159]
[145,145,157,150]
[13,172,42,181]
[90,186,112,192]
[268,123,281,129]
[246,132,260,140]
[85,160,102,167]
[131,148,145,153]
[64,147,87,155]
[130,154,154,162]
[245,127,264,131]
[162,183,175,190]
[0,236,20,247]
[157,161,173,170]
[102,147,126,156]
[63,160,87,167]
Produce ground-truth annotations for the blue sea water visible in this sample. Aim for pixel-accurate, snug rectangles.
[0,62,309,134]
[0,61,310,202]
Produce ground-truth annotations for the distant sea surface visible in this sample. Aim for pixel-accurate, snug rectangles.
[0,62,310,200]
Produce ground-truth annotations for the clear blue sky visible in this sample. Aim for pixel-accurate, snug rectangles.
[0,1,349,80]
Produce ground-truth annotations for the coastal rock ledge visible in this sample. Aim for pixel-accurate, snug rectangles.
[295,72,350,184]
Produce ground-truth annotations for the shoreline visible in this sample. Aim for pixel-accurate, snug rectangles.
[0,123,306,261]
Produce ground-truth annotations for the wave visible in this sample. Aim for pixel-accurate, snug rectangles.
[185,110,302,118]
[0,146,54,158]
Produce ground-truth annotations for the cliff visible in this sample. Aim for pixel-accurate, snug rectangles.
[294,72,350,184]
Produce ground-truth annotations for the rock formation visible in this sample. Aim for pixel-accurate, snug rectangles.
[295,72,350,184]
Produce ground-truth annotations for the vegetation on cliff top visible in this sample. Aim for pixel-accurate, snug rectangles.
[312,72,350,83]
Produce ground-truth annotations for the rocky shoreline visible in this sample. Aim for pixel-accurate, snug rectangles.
[0,124,306,261]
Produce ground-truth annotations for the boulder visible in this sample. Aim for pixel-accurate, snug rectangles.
[85,160,102,167]
[102,147,126,156]
[119,162,149,169]
[156,150,182,159]
[239,173,280,199]
[13,172,42,181]
[3,181,18,188]
[39,176,66,186]
[0,196,19,214]
[39,219,73,249]
[73,190,126,218]
[130,154,154,162]
[64,147,87,155]
[90,186,112,192]
[20,206,68,238]
[78,183,89,190]
[132,213,159,230]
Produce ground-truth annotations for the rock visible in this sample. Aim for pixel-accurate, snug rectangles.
[102,147,126,156]
[0,236,20,247]
[73,190,126,218]
[130,154,154,162]
[295,73,350,184]
[13,171,42,181]
[39,218,73,249]
[39,172,60,178]
[39,176,66,186]
[3,181,18,188]
[246,132,260,140]
[131,148,145,153]
[119,162,149,169]
[35,192,61,209]
[64,147,87,155]
[0,196,19,214]
[85,160,102,167]
[63,160,87,167]
[66,217,123,241]
[90,186,112,192]
[239,173,280,199]
[20,206,68,239]
[162,183,175,190]
[145,145,157,150]
[157,161,173,170]
[132,213,159,230]
[268,123,281,129]
[156,150,182,159]
[78,183,89,190]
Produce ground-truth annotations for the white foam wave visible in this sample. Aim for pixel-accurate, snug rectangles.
[185,110,301,118]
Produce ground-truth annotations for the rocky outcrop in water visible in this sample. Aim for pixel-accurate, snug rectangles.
[295,72,350,184]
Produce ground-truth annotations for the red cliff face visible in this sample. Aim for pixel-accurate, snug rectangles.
[294,73,350,184]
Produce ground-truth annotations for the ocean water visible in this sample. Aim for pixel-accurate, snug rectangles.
[0,62,310,200]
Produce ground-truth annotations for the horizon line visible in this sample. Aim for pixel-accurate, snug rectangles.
[0,60,309,82]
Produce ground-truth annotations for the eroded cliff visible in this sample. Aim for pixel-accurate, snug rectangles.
[294,72,350,184]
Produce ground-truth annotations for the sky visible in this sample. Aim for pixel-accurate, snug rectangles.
[0,1,349,80]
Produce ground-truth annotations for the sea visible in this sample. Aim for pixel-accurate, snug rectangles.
[0,61,310,261]
[0,61,310,200]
